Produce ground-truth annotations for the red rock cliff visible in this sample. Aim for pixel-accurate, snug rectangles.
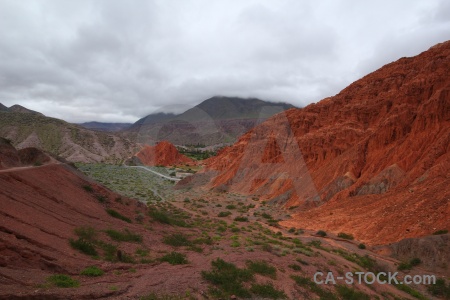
[201,41,450,244]
[136,141,194,166]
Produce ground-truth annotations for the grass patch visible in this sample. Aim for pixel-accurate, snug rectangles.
[428,278,450,298]
[432,229,448,235]
[74,226,97,241]
[46,274,80,288]
[332,249,376,271]
[397,258,421,271]
[163,233,191,247]
[160,252,188,265]
[291,275,337,300]
[82,185,94,192]
[336,285,370,300]
[246,260,277,278]
[80,266,104,277]
[234,216,249,222]
[337,232,354,240]
[106,209,131,223]
[288,263,302,271]
[202,258,253,298]
[69,238,98,257]
[250,283,287,299]
[316,230,327,237]
[148,208,188,227]
[105,229,142,243]
[225,204,236,209]
[217,211,231,217]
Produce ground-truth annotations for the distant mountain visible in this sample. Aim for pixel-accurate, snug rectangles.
[79,121,132,132]
[0,103,44,115]
[0,107,138,163]
[128,97,295,146]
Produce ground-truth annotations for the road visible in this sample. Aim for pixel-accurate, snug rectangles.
[124,165,181,182]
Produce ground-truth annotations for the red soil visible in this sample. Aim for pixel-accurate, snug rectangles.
[200,41,450,245]
[135,141,194,166]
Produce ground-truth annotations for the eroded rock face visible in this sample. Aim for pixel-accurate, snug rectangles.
[135,141,194,166]
[199,41,450,244]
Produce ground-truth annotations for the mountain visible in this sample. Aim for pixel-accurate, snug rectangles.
[0,109,138,163]
[128,97,295,146]
[134,140,195,166]
[0,103,43,115]
[79,121,133,132]
[187,41,450,245]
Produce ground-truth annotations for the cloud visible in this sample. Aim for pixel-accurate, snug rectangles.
[0,0,448,123]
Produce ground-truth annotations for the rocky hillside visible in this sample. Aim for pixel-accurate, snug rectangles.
[0,110,138,163]
[195,41,450,245]
[128,96,294,146]
[134,141,194,166]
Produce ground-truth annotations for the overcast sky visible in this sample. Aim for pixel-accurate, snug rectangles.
[0,0,449,123]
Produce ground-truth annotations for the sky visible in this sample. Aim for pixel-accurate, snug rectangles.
[0,0,449,123]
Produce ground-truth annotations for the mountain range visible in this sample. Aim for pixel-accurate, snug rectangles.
[127,96,295,146]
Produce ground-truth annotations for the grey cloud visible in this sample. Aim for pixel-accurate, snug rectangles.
[0,0,448,123]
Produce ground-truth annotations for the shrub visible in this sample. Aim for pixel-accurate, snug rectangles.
[160,252,188,265]
[336,285,370,300]
[316,230,327,237]
[106,209,131,223]
[261,212,272,219]
[432,229,448,235]
[288,263,302,271]
[250,283,287,299]
[69,238,98,256]
[201,258,253,298]
[428,278,450,298]
[337,232,354,240]
[163,233,191,247]
[105,229,142,243]
[291,275,336,300]
[288,227,296,233]
[218,211,231,217]
[82,185,93,192]
[246,260,277,278]
[234,216,249,222]
[225,204,236,209]
[358,243,366,249]
[74,226,97,241]
[398,258,422,271]
[46,274,80,288]
[80,266,104,277]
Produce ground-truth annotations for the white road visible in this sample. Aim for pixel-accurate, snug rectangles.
[124,165,181,182]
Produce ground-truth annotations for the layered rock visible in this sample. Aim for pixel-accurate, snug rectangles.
[197,41,450,244]
[135,141,195,166]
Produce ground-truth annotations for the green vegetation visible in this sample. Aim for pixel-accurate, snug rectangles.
[316,230,327,237]
[291,275,336,300]
[358,243,366,249]
[246,260,277,278]
[234,216,249,222]
[337,232,354,240]
[335,285,370,300]
[428,278,450,298]
[106,209,132,223]
[105,229,142,243]
[250,283,287,299]
[225,204,236,209]
[393,283,428,300]
[148,207,188,227]
[217,211,231,217]
[201,258,253,298]
[433,229,448,235]
[69,238,98,257]
[140,293,188,300]
[160,252,188,265]
[80,266,104,277]
[82,185,94,192]
[163,233,191,247]
[397,258,421,271]
[46,274,80,288]
[288,263,302,271]
[332,249,376,271]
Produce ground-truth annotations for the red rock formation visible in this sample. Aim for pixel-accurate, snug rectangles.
[135,141,194,166]
[201,41,450,244]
